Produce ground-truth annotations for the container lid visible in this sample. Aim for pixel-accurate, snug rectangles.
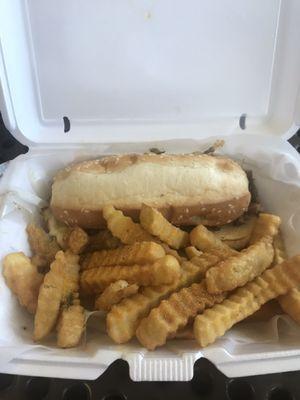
[0,0,300,144]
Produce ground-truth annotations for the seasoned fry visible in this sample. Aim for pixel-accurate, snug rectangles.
[83,241,165,270]
[190,225,237,257]
[57,298,85,348]
[95,280,139,311]
[107,253,220,343]
[194,255,300,347]
[27,223,60,269]
[136,280,225,350]
[67,227,89,254]
[103,205,153,244]
[80,255,180,294]
[249,213,281,244]
[140,204,189,249]
[279,288,300,324]
[87,229,121,251]
[43,209,71,248]
[59,251,81,301]
[185,246,203,259]
[206,238,274,294]
[34,259,63,340]
[213,216,256,250]
[34,251,80,341]
[3,252,43,314]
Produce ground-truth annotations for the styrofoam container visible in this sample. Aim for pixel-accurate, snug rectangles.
[0,0,300,381]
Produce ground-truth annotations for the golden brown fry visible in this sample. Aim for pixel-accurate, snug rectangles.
[103,205,153,244]
[59,251,81,301]
[140,204,189,249]
[136,280,225,350]
[80,255,180,294]
[278,288,300,324]
[194,255,300,347]
[83,241,165,270]
[106,253,220,343]
[190,225,237,257]
[67,227,89,254]
[185,246,203,259]
[274,237,300,323]
[43,208,71,248]
[34,251,80,341]
[212,216,256,250]
[273,233,287,265]
[269,234,298,323]
[206,238,274,294]
[34,260,63,340]
[27,223,60,269]
[161,243,185,262]
[57,299,85,348]
[95,280,139,311]
[3,252,43,314]
[245,299,283,322]
[87,229,121,252]
[189,255,217,269]
[249,213,281,244]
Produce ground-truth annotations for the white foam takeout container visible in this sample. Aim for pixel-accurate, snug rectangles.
[0,0,300,381]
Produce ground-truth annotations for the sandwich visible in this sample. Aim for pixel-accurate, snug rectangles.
[50,153,251,229]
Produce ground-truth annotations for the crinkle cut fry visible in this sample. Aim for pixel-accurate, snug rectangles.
[57,299,85,348]
[26,223,60,268]
[206,237,274,294]
[67,227,89,254]
[279,288,300,324]
[95,280,139,311]
[194,255,300,347]
[106,253,220,343]
[80,255,180,293]
[136,280,225,350]
[102,205,153,244]
[273,233,287,265]
[34,251,80,341]
[43,208,71,249]
[185,246,203,259]
[190,224,237,257]
[140,204,189,249]
[161,243,185,262]
[249,213,281,244]
[274,236,300,323]
[83,241,165,270]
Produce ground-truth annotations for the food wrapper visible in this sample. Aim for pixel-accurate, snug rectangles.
[1,134,300,381]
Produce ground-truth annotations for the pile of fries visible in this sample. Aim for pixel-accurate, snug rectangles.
[3,203,300,350]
